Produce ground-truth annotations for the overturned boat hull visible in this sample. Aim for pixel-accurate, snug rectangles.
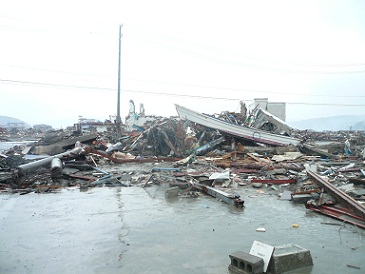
[175,104,301,146]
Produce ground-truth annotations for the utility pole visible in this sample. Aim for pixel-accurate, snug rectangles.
[116,24,123,139]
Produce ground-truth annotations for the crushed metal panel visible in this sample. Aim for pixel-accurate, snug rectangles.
[209,171,230,180]
[252,107,292,135]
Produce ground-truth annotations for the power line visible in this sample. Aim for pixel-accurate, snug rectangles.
[0,78,243,101]
[127,25,365,69]
[3,63,364,97]
[2,78,365,107]
[0,21,114,37]
[0,79,113,91]
[124,77,365,98]
[2,77,365,99]
[288,102,365,107]
[128,35,365,75]
[125,26,365,74]
[2,18,365,74]
[0,64,113,78]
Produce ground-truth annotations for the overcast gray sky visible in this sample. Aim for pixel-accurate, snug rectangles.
[1,0,365,129]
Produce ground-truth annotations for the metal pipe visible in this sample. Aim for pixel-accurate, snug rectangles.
[18,147,82,175]
[92,167,110,175]
[93,174,113,184]
[51,158,62,177]
[194,136,225,156]
[151,167,180,172]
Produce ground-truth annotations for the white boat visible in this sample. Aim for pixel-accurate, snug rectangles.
[175,104,301,146]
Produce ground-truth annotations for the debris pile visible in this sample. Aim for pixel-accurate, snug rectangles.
[1,104,365,229]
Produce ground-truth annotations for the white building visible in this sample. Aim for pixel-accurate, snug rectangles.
[252,98,286,122]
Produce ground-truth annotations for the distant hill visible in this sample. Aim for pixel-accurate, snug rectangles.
[0,115,30,128]
[289,115,365,131]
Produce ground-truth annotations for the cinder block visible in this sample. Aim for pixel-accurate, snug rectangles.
[228,251,264,274]
[268,244,313,274]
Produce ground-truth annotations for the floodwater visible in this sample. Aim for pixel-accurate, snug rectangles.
[0,141,36,153]
[1,178,364,273]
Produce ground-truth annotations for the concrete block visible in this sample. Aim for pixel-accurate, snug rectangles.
[33,145,63,155]
[119,173,132,181]
[228,251,264,274]
[291,194,313,203]
[268,244,313,274]
[165,186,179,198]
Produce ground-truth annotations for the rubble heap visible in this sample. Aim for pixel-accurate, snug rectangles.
[1,106,365,229]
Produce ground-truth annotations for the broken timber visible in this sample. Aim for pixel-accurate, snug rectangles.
[307,170,365,221]
[175,104,301,146]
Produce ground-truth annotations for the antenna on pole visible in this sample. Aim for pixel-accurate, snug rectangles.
[116,24,123,139]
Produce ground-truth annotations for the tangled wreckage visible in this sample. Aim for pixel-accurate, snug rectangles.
[1,102,365,231]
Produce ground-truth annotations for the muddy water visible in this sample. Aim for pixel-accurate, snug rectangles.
[1,185,364,274]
